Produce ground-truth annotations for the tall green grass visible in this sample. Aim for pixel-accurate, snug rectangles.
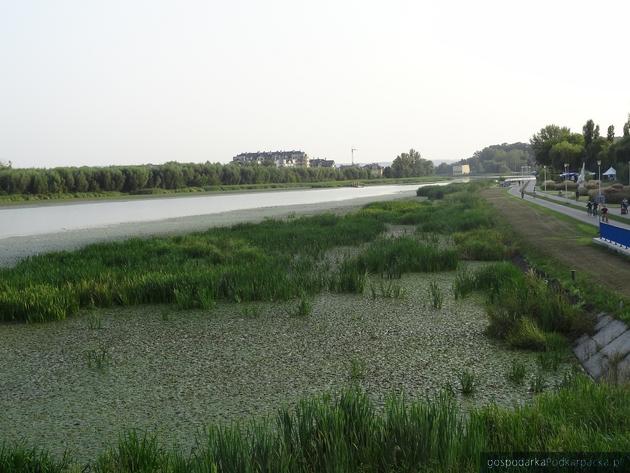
[454,262,593,350]
[0,213,387,322]
[4,376,629,472]
[357,237,458,277]
[0,443,69,473]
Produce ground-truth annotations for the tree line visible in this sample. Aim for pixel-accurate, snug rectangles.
[0,149,435,196]
[530,114,630,173]
[437,142,534,175]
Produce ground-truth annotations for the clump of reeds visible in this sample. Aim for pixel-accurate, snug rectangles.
[506,360,527,385]
[428,281,444,309]
[369,280,406,299]
[457,369,476,395]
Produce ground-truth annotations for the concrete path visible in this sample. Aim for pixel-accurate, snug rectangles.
[535,188,630,223]
[573,313,630,381]
[508,181,630,231]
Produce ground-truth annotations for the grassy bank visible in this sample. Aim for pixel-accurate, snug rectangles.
[487,188,630,323]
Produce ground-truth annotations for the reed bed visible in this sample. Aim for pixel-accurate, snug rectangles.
[0,213,387,322]
[3,376,628,472]
[452,262,593,350]
[1,188,496,322]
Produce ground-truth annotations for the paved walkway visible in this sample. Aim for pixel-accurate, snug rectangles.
[535,188,630,223]
[509,181,630,231]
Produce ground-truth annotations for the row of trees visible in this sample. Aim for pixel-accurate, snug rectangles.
[435,143,534,175]
[0,150,435,196]
[530,115,630,172]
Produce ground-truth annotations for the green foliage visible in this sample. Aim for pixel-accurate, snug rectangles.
[529,372,546,394]
[85,343,112,371]
[357,237,458,277]
[330,259,367,294]
[549,140,584,170]
[457,369,476,395]
[388,149,433,178]
[455,263,591,351]
[0,443,68,473]
[506,360,527,385]
[428,281,444,309]
[452,268,475,299]
[369,280,406,299]
[0,213,386,322]
[289,294,313,317]
[455,142,534,174]
[453,229,509,261]
[530,124,573,166]
[348,358,367,383]
[94,431,165,473]
[4,377,630,471]
[0,161,411,198]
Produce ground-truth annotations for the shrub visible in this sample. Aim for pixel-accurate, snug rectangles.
[453,229,509,261]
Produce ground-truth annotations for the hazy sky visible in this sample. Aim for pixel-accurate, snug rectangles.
[1,0,629,168]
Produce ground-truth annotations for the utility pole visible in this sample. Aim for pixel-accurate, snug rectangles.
[351,148,357,165]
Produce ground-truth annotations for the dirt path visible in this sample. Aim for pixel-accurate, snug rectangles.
[483,188,630,298]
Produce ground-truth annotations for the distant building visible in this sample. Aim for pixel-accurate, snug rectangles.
[452,164,470,176]
[233,151,309,167]
[310,158,335,168]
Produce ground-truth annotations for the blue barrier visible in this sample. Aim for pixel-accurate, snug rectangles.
[600,222,630,249]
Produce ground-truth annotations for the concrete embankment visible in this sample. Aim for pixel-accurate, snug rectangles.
[573,313,630,381]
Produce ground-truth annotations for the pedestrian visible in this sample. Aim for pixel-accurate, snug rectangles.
[586,200,592,215]
[593,201,599,217]
[575,189,580,201]
[521,189,525,199]
[601,204,609,223]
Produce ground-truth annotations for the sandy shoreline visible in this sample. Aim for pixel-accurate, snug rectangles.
[0,192,416,268]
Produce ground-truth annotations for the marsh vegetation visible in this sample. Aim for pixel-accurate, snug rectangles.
[0,182,623,472]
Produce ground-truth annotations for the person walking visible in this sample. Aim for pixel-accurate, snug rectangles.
[586,200,593,215]
[593,201,599,218]
[601,204,609,223]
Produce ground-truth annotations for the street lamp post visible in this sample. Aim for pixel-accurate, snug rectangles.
[564,163,569,194]
[597,160,602,200]
[543,165,547,191]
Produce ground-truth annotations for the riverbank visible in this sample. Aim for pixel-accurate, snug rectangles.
[0,191,416,268]
[0,176,450,208]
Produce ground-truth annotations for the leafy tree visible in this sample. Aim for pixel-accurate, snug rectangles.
[390,149,434,178]
[583,119,595,148]
[549,141,584,171]
[435,162,452,175]
[624,114,630,137]
[530,125,571,166]
[607,125,615,142]
[0,160,11,169]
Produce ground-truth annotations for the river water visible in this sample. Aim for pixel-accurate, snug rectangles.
[0,183,443,239]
